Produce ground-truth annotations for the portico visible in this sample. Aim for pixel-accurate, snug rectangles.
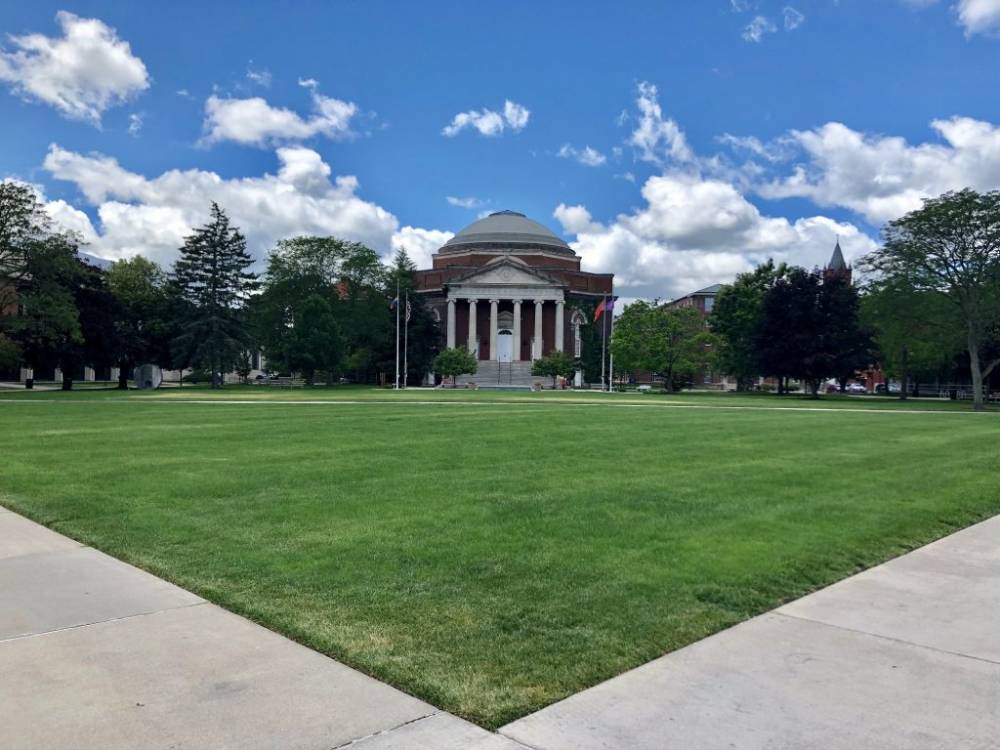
[444,271,566,361]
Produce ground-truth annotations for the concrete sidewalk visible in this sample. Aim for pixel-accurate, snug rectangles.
[501,515,1000,749]
[5,506,999,749]
[0,507,523,750]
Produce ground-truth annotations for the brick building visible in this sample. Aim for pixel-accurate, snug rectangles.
[413,210,613,386]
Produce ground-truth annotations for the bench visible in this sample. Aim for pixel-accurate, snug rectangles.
[264,377,306,388]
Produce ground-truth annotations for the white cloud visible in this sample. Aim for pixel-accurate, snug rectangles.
[446,196,484,209]
[0,11,149,124]
[390,226,454,269]
[503,100,530,130]
[127,112,143,136]
[41,144,416,267]
[629,81,693,165]
[956,0,1000,35]
[783,7,806,30]
[557,143,607,167]
[555,174,876,300]
[743,15,778,42]
[202,80,358,147]
[746,117,1000,224]
[245,65,272,88]
[441,99,530,137]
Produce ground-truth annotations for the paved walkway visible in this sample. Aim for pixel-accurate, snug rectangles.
[4,507,999,749]
[500,515,1000,749]
[0,507,523,750]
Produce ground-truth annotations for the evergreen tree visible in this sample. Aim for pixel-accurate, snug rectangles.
[172,203,258,388]
[389,246,442,385]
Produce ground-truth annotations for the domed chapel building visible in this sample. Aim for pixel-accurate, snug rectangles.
[413,210,614,385]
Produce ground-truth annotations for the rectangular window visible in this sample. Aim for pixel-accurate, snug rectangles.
[703,296,715,313]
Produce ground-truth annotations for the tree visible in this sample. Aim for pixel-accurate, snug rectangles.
[172,203,258,388]
[531,351,576,388]
[389,247,442,385]
[860,277,958,399]
[710,260,787,390]
[432,347,477,387]
[820,271,875,391]
[864,189,1000,410]
[612,301,715,391]
[756,267,872,397]
[107,257,173,388]
[287,294,345,383]
[0,182,50,314]
[6,235,83,386]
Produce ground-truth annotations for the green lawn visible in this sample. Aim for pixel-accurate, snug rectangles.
[1,387,998,727]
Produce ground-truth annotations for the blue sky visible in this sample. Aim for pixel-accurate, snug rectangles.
[1,1,999,298]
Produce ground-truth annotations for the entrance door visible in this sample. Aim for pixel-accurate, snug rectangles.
[497,329,514,362]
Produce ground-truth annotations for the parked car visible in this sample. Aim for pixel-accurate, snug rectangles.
[846,383,867,394]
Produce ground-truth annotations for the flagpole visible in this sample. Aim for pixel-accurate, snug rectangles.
[608,296,615,393]
[403,292,409,390]
[600,295,607,392]
[394,277,400,390]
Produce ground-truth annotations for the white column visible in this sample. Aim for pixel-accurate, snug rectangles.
[533,300,544,360]
[446,298,456,349]
[489,299,499,361]
[512,299,522,361]
[555,299,565,353]
[467,299,478,357]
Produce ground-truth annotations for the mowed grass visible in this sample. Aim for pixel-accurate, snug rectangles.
[1,389,998,727]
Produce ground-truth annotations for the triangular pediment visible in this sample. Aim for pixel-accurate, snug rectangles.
[448,257,559,286]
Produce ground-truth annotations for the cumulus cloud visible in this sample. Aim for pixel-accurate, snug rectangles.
[555,174,876,300]
[391,226,454,269]
[740,117,1000,224]
[441,99,530,137]
[40,144,432,267]
[956,0,1000,35]
[557,143,607,166]
[0,11,149,124]
[742,15,778,42]
[202,80,358,147]
[629,81,693,165]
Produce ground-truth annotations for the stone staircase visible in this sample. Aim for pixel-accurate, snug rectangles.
[455,361,538,388]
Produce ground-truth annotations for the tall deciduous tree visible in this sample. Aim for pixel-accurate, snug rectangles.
[172,203,258,388]
[612,301,715,392]
[859,277,958,399]
[756,267,872,397]
[710,260,787,390]
[107,256,174,388]
[0,182,57,371]
[864,189,1000,410]
[6,235,81,384]
[0,182,49,313]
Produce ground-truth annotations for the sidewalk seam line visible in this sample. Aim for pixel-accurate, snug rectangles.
[326,710,441,749]
[772,612,1000,667]
[0,601,208,644]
